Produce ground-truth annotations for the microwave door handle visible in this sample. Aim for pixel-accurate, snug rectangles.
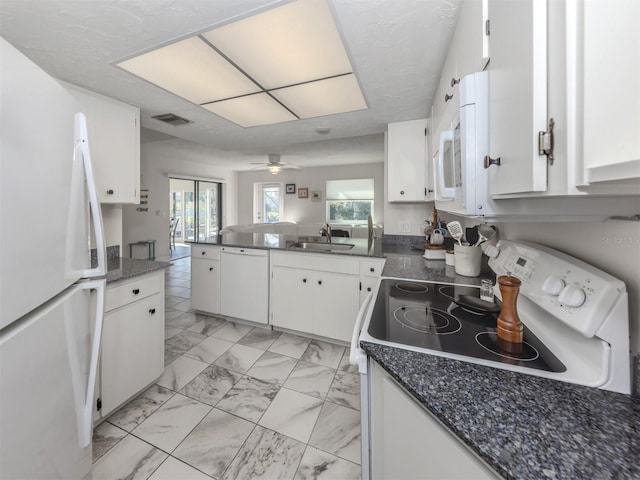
[438,130,456,199]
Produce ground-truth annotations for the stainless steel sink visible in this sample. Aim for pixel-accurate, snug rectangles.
[288,242,355,252]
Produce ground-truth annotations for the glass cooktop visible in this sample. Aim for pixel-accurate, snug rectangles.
[367,280,566,373]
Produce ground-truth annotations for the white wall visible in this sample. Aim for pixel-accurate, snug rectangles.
[122,131,238,258]
[493,220,640,356]
[101,204,123,250]
[236,163,384,225]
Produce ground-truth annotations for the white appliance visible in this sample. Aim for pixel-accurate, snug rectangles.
[0,38,106,479]
[351,240,630,479]
[220,246,270,324]
[435,71,494,216]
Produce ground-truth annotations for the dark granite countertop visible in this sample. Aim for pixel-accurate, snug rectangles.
[104,257,169,284]
[361,342,640,480]
[361,236,640,479]
[191,232,385,257]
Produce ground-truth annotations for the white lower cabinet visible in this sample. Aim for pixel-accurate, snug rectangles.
[99,270,165,418]
[270,267,314,334]
[191,244,221,314]
[369,361,500,479]
[270,251,362,343]
[271,266,359,343]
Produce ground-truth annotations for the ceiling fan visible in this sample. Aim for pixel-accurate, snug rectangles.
[250,154,300,175]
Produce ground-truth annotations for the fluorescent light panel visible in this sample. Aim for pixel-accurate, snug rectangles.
[118,37,260,104]
[202,0,353,89]
[202,93,296,128]
[272,74,367,119]
[117,0,366,127]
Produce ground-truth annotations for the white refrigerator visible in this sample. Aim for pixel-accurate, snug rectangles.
[0,38,107,479]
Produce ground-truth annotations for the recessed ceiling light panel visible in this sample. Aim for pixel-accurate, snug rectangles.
[118,36,261,103]
[271,73,367,119]
[116,0,367,127]
[202,0,353,89]
[202,93,296,127]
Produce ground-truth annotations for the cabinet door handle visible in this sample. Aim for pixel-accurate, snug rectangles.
[201,251,206,255]
[445,93,454,102]
[367,287,372,292]
[106,189,114,195]
[149,308,156,315]
[132,288,140,295]
[209,267,214,271]
[451,77,460,87]
[483,155,502,169]
[400,190,405,195]
[318,280,323,285]
[303,278,307,283]
[370,267,375,272]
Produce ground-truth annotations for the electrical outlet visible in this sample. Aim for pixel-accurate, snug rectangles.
[398,222,411,233]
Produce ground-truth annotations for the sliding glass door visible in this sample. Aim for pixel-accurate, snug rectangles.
[170,178,222,243]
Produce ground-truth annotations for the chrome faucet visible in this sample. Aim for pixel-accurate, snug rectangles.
[320,223,332,243]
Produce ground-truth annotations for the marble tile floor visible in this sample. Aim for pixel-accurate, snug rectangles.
[92,256,362,480]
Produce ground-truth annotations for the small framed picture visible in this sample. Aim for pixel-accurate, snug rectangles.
[298,187,309,199]
[286,183,296,194]
[311,190,321,202]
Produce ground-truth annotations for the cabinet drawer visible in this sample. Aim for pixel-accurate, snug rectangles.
[360,259,386,277]
[105,271,164,312]
[191,244,221,260]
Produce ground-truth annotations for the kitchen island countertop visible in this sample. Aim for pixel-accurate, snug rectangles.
[190,232,384,257]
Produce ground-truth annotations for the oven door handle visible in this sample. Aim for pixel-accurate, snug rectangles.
[350,291,373,371]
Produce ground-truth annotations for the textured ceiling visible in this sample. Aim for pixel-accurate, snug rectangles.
[0,0,460,169]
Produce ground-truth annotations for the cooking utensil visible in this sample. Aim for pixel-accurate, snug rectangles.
[448,221,464,246]
[474,224,496,246]
[466,227,479,246]
[453,295,502,314]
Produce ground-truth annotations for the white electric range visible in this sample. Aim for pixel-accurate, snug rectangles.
[351,240,631,479]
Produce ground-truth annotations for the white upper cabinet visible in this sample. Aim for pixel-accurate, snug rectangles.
[486,0,549,196]
[432,0,488,152]
[387,118,432,202]
[486,0,639,200]
[569,0,640,189]
[64,84,140,204]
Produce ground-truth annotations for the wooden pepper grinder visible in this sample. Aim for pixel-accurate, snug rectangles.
[496,274,523,353]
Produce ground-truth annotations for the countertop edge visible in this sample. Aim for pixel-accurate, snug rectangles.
[105,257,170,284]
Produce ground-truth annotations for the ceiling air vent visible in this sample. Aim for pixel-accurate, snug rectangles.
[151,113,192,126]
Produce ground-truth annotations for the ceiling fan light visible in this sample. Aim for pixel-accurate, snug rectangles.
[268,165,281,175]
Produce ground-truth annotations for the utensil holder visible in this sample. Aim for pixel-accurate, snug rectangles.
[453,244,482,277]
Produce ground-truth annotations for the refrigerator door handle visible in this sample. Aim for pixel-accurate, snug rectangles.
[75,112,106,278]
[80,278,105,448]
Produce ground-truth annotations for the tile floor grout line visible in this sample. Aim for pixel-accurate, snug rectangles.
[95,257,363,478]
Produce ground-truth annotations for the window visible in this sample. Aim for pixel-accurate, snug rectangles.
[326,178,374,223]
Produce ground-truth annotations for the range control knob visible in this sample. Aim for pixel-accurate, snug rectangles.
[558,285,586,308]
[542,276,565,295]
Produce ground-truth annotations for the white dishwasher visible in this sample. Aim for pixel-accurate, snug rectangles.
[220,246,269,324]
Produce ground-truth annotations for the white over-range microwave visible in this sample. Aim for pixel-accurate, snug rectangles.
[434,71,494,216]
